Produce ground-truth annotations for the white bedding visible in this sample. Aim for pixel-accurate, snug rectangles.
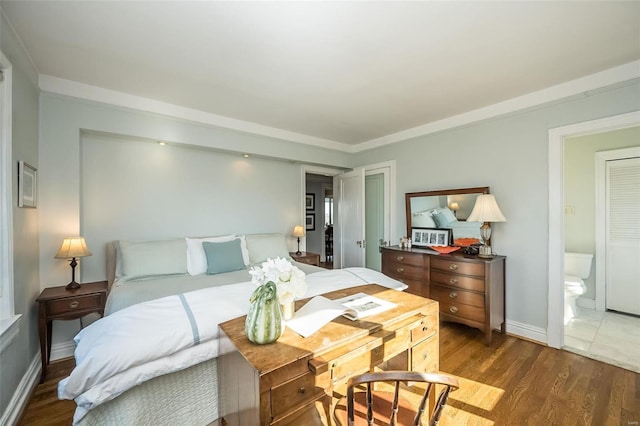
[59,267,407,424]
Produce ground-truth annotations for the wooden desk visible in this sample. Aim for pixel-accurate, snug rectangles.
[218,284,439,425]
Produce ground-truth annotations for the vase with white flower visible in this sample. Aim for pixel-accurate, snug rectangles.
[245,257,307,344]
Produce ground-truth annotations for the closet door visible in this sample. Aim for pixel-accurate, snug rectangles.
[605,157,640,315]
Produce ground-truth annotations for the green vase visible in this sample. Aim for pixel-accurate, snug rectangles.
[245,282,284,344]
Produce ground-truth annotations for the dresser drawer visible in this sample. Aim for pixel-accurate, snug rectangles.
[430,284,484,309]
[46,294,103,317]
[271,371,328,418]
[431,257,485,277]
[382,262,424,280]
[382,251,424,267]
[430,270,485,292]
[411,337,438,373]
[438,299,485,324]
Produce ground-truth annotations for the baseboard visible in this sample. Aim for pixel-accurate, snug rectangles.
[1,353,40,426]
[505,320,547,345]
[51,340,75,361]
[577,297,596,310]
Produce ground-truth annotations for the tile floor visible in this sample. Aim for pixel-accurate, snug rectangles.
[564,306,640,373]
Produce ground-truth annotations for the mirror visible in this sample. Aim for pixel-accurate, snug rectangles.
[405,186,490,246]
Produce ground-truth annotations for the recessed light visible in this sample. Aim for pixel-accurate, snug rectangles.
[158,141,167,146]
[243,154,250,158]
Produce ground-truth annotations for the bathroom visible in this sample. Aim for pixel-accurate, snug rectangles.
[563,126,640,373]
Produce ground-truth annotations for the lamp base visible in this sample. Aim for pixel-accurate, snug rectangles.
[478,245,493,258]
[66,280,81,290]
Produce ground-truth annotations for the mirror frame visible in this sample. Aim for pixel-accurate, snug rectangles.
[405,186,490,239]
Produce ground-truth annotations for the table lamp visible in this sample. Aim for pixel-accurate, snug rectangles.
[467,195,506,258]
[292,225,305,255]
[55,237,92,290]
[449,202,459,218]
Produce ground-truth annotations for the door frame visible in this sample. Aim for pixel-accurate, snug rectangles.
[547,111,640,348]
[300,165,344,255]
[364,161,396,250]
[595,147,640,311]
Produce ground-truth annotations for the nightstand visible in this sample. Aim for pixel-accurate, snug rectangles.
[37,281,108,383]
[289,251,320,266]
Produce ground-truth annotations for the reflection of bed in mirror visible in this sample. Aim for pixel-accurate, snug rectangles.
[405,187,490,245]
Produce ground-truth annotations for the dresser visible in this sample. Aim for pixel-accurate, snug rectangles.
[382,246,505,345]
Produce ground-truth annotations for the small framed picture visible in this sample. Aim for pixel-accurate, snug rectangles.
[306,214,315,231]
[305,193,315,210]
[18,161,37,208]
[411,227,451,247]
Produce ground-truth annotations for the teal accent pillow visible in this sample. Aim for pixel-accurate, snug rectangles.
[203,239,246,275]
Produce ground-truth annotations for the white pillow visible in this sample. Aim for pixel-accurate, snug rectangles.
[186,235,249,275]
[119,239,187,281]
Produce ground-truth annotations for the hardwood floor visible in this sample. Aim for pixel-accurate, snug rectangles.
[18,323,640,425]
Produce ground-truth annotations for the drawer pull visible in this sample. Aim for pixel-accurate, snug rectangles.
[449,264,458,271]
[298,387,306,395]
[422,326,429,332]
[396,267,404,273]
[449,306,458,314]
[449,278,458,285]
[423,353,428,360]
[449,291,458,299]
[69,301,80,309]
[396,256,404,261]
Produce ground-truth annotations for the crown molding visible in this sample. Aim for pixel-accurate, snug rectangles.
[353,60,640,153]
[39,60,640,155]
[38,74,354,153]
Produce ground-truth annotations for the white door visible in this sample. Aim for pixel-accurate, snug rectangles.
[334,168,365,268]
[605,157,640,315]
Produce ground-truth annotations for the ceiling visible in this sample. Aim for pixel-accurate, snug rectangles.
[2,1,639,148]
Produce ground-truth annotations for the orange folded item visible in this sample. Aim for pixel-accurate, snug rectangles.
[430,246,461,254]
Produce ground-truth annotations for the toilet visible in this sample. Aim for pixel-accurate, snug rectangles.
[564,252,593,324]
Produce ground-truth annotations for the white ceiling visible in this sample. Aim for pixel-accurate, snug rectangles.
[2,1,640,148]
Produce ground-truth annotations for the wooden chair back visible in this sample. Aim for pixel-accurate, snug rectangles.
[333,371,459,426]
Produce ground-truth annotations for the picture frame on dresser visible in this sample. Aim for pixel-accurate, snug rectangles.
[411,227,451,247]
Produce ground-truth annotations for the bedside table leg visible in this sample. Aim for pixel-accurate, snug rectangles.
[38,317,49,383]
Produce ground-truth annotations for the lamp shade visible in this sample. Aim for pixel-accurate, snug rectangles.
[55,237,92,259]
[467,194,506,223]
[292,225,305,238]
[449,202,459,210]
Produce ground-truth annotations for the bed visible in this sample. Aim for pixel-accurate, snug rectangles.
[58,233,408,425]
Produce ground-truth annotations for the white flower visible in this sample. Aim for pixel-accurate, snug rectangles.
[249,257,307,304]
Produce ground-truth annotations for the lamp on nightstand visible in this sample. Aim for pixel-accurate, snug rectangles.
[467,195,506,258]
[292,225,305,255]
[55,237,92,290]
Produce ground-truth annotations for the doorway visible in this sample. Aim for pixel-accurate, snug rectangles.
[549,112,640,372]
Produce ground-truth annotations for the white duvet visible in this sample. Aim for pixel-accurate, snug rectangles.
[58,267,406,423]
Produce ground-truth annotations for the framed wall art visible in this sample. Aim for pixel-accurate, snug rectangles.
[18,161,37,208]
[306,214,315,231]
[305,193,315,210]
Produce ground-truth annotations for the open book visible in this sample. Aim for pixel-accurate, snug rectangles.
[285,293,396,338]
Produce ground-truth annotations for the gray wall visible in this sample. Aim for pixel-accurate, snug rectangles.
[353,80,640,331]
[80,132,304,283]
[564,126,640,299]
[1,13,41,420]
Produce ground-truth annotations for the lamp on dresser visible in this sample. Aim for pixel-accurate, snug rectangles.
[292,225,305,255]
[55,237,92,290]
[467,194,506,258]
